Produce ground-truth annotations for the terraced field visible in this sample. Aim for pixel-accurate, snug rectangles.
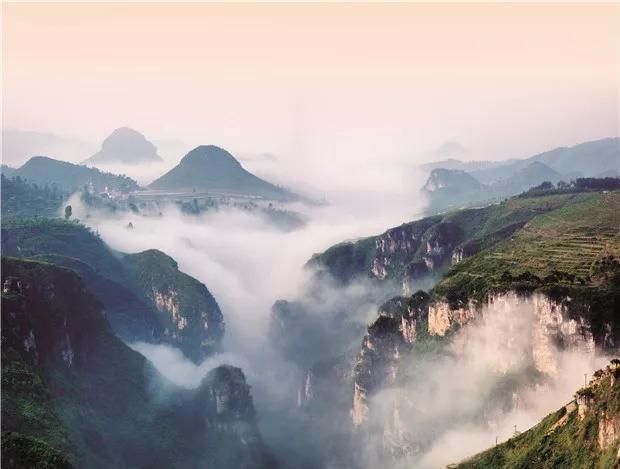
[488,192,619,277]
[436,191,620,300]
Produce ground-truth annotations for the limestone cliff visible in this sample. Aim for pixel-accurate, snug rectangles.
[1,220,225,362]
[0,257,273,469]
[124,249,224,362]
[348,289,608,469]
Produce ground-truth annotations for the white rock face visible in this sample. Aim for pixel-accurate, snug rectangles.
[451,247,464,265]
[352,383,369,427]
[153,288,186,331]
[427,293,596,375]
[598,411,620,450]
[428,300,477,336]
[371,258,389,280]
[531,294,595,376]
[400,315,417,344]
[350,290,606,468]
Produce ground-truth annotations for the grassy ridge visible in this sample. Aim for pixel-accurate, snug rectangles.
[455,363,620,469]
[435,192,620,304]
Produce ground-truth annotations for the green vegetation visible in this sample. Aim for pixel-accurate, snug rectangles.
[150,145,295,200]
[311,191,605,288]
[1,218,127,282]
[124,249,224,361]
[1,174,66,219]
[519,177,620,198]
[13,156,138,194]
[1,257,271,469]
[434,192,620,306]
[307,235,379,284]
[1,432,73,469]
[1,218,224,361]
[456,363,620,469]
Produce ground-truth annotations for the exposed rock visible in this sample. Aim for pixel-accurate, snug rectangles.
[1,257,274,469]
[427,293,596,377]
[598,411,620,450]
[428,300,477,336]
[351,293,429,427]
[124,249,225,362]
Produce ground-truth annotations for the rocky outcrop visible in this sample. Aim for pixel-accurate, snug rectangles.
[125,249,225,362]
[351,291,600,432]
[1,220,225,362]
[428,300,477,336]
[351,293,429,427]
[428,293,596,374]
[1,257,273,469]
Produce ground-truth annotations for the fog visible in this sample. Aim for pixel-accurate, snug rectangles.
[65,152,421,467]
[60,135,612,469]
[360,294,608,469]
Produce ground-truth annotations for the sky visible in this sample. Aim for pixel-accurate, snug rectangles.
[2,2,619,164]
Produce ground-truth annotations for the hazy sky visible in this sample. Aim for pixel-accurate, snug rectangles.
[3,2,619,162]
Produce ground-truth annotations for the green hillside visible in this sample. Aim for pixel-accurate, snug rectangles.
[1,219,225,361]
[13,156,138,194]
[149,145,294,200]
[309,190,616,289]
[455,361,620,469]
[435,191,620,304]
[1,257,273,469]
[1,174,66,219]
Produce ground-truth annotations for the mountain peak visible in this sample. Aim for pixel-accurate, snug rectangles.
[181,145,242,168]
[84,127,162,165]
[149,145,293,200]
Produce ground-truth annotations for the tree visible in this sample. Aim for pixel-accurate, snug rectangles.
[533,181,554,191]
[64,205,72,220]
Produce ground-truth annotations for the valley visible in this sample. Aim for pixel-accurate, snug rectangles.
[2,4,619,467]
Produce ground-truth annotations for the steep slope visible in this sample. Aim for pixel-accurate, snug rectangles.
[273,187,620,468]
[421,168,485,211]
[149,145,294,200]
[346,191,619,465]
[421,161,562,212]
[455,361,620,469]
[308,192,601,292]
[1,219,224,361]
[422,168,483,194]
[1,257,274,469]
[124,249,225,362]
[83,127,163,165]
[13,156,139,193]
[434,190,620,306]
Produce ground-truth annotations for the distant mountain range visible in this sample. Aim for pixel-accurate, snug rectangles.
[421,137,619,211]
[11,156,138,193]
[149,145,295,200]
[4,142,297,201]
[83,127,163,166]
